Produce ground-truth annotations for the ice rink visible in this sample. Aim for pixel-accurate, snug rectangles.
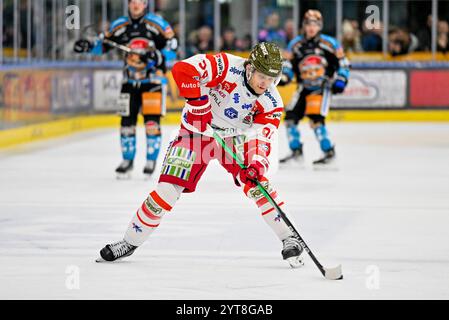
[1,122,449,300]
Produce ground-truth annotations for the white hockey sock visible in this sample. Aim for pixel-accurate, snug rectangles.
[243,179,293,241]
[259,195,294,241]
[124,182,183,246]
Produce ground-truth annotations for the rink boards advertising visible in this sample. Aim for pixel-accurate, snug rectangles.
[1,60,449,148]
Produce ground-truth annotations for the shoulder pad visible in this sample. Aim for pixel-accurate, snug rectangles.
[109,16,130,33]
[226,53,245,65]
[319,34,341,50]
[287,35,304,51]
[144,13,170,30]
[143,13,174,38]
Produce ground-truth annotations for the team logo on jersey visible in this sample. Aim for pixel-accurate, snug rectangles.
[243,109,257,125]
[214,88,226,98]
[229,66,244,76]
[241,103,252,110]
[299,55,327,81]
[210,91,221,106]
[233,93,240,104]
[132,223,143,233]
[181,83,199,89]
[221,81,237,94]
[263,91,278,108]
[224,107,238,119]
[266,112,282,120]
[126,38,151,71]
[242,104,259,125]
[215,54,225,77]
[242,113,253,125]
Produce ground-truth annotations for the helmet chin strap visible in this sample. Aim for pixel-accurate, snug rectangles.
[246,64,255,81]
[244,65,260,97]
[273,74,282,86]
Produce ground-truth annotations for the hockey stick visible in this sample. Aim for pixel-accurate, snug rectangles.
[102,38,156,54]
[80,24,156,55]
[212,130,343,280]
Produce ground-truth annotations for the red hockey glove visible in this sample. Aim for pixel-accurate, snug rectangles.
[239,161,265,189]
[185,96,212,133]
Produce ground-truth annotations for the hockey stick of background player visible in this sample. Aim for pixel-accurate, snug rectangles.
[101,38,156,54]
[212,130,343,280]
[80,24,156,55]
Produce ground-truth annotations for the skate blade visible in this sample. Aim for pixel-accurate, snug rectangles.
[95,256,125,263]
[286,256,304,269]
[279,159,305,168]
[143,171,154,180]
[116,172,132,180]
[312,163,338,171]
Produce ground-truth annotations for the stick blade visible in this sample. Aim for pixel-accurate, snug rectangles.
[324,264,343,280]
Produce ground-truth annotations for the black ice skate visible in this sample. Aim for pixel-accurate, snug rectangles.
[115,160,134,179]
[143,160,156,177]
[281,236,304,268]
[313,147,336,168]
[280,147,303,164]
[96,239,137,263]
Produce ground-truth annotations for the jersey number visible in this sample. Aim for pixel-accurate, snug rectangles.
[199,60,208,80]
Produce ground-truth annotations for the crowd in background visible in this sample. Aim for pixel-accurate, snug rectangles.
[341,14,449,55]
[184,13,300,56]
[2,9,449,59]
[183,12,449,57]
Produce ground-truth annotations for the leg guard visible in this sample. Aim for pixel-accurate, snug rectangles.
[243,177,294,241]
[124,182,183,246]
[312,122,333,152]
[285,120,302,151]
[145,120,162,161]
[120,126,137,161]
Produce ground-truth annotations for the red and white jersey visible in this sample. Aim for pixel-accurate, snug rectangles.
[172,53,284,157]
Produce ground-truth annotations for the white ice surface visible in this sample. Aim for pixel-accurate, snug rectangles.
[1,122,449,300]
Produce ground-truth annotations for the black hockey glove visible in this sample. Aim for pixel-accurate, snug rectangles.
[139,50,164,69]
[332,76,347,94]
[74,39,93,53]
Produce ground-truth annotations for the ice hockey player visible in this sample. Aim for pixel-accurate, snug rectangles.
[279,9,350,166]
[74,0,177,178]
[97,42,305,268]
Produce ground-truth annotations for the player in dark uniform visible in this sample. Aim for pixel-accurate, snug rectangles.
[279,10,350,166]
[74,0,177,178]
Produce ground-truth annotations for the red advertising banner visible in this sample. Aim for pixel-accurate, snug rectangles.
[410,71,449,107]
